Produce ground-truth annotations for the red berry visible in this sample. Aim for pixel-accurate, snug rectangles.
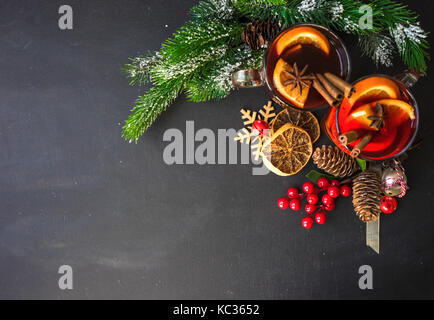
[325,202,336,211]
[315,212,327,225]
[340,185,351,197]
[331,179,340,186]
[380,196,398,214]
[290,199,301,211]
[278,197,290,210]
[303,182,316,194]
[317,177,330,189]
[302,217,314,229]
[251,120,269,137]
[322,194,335,206]
[328,186,340,198]
[305,204,317,214]
[287,187,300,198]
[307,193,319,205]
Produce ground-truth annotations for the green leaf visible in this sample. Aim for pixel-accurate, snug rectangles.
[356,159,367,171]
[305,170,340,184]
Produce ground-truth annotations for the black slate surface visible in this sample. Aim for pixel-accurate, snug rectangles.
[0,0,433,299]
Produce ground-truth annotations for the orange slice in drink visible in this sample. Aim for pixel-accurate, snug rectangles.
[273,59,310,108]
[346,98,415,131]
[276,26,330,56]
[345,102,379,131]
[378,99,416,121]
[348,77,400,106]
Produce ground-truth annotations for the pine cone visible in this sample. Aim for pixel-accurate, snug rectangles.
[242,20,280,50]
[353,170,382,222]
[312,145,359,178]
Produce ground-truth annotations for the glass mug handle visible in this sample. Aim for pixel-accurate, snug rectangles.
[394,69,421,89]
[232,69,266,88]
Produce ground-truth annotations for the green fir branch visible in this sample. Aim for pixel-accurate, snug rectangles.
[190,0,239,21]
[122,80,184,143]
[185,46,263,102]
[123,51,160,86]
[160,19,244,65]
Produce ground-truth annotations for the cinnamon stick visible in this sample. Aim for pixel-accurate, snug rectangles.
[312,75,339,107]
[351,133,374,158]
[339,130,359,146]
[324,73,356,98]
[316,73,344,102]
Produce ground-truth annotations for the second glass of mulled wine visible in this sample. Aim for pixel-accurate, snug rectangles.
[324,72,420,160]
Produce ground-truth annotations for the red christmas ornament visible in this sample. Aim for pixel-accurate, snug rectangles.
[380,196,398,214]
[302,217,314,229]
[290,199,301,211]
[303,182,316,194]
[340,185,351,197]
[278,197,290,210]
[251,120,269,137]
[287,187,300,199]
[315,212,327,225]
[317,177,330,189]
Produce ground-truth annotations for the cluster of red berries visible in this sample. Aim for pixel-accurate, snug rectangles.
[277,178,351,229]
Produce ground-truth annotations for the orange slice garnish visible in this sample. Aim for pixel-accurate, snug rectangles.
[346,99,415,131]
[273,59,310,108]
[377,99,416,121]
[346,103,379,131]
[276,26,330,56]
[348,77,400,106]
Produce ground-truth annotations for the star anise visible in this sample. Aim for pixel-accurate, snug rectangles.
[367,103,386,129]
[282,62,315,95]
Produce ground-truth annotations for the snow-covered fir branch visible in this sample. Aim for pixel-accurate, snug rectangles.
[391,22,428,54]
[213,47,262,93]
[298,0,324,18]
[329,1,344,22]
[124,52,161,85]
[153,46,228,81]
[343,17,359,33]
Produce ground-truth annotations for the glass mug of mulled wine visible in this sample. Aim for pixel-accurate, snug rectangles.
[232,23,351,111]
[323,71,420,161]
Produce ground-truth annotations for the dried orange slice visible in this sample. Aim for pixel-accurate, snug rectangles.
[271,108,320,143]
[273,59,310,108]
[276,26,330,56]
[348,77,400,106]
[261,124,313,176]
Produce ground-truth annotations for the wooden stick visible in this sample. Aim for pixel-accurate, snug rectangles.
[351,133,374,158]
[316,73,344,102]
[339,130,360,146]
[324,73,356,98]
[312,75,339,107]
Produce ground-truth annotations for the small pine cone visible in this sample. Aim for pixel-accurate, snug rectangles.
[242,20,280,50]
[352,170,382,222]
[312,145,359,178]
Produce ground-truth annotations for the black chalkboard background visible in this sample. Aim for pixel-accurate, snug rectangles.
[0,0,433,300]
